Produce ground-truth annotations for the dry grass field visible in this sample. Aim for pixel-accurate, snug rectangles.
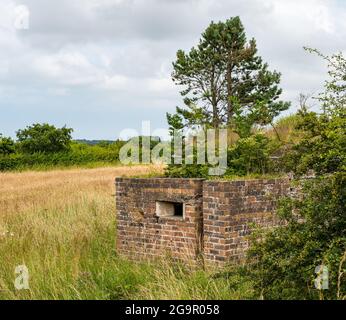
[0,165,163,217]
[0,164,253,300]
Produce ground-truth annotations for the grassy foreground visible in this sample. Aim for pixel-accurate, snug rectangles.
[0,165,254,300]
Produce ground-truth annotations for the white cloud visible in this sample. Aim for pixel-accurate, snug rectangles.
[147,78,175,94]
[0,0,345,139]
[33,51,99,85]
[47,87,69,96]
[101,74,129,90]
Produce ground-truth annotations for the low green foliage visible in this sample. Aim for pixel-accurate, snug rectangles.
[0,142,122,171]
[248,173,346,300]
[246,49,346,300]
[165,163,209,178]
[165,133,282,178]
[0,127,164,172]
[226,134,280,176]
[284,109,346,175]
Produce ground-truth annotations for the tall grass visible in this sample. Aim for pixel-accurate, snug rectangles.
[0,165,254,300]
[267,114,301,143]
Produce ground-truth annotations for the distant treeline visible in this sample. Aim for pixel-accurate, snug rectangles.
[0,123,159,171]
[0,142,123,171]
[74,139,115,146]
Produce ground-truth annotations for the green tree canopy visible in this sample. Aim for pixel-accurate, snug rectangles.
[16,123,73,154]
[0,134,15,155]
[168,16,290,136]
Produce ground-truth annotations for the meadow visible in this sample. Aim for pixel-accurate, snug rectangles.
[0,165,253,300]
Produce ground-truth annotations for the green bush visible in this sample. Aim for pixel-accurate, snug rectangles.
[164,133,281,178]
[283,109,346,175]
[247,50,346,300]
[226,134,279,176]
[248,173,346,300]
[165,163,209,178]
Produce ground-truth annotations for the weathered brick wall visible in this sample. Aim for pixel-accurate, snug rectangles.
[203,179,290,265]
[116,177,291,266]
[116,178,204,262]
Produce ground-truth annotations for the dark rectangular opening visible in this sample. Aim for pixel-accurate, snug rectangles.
[173,202,183,217]
[156,201,184,218]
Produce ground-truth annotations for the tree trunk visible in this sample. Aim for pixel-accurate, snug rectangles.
[211,69,219,129]
[226,61,233,125]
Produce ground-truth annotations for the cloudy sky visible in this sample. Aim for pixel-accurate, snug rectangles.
[1,0,346,139]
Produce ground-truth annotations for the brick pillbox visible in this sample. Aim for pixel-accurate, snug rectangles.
[115,177,290,266]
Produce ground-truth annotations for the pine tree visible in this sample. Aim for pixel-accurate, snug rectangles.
[168,17,290,137]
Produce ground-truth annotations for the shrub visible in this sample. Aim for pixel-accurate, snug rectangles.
[283,109,346,175]
[226,134,278,176]
[248,173,346,300]
[16,123,73,154]
[247,49,346,300]
[164,133,282,178]
[165,163,209,178]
